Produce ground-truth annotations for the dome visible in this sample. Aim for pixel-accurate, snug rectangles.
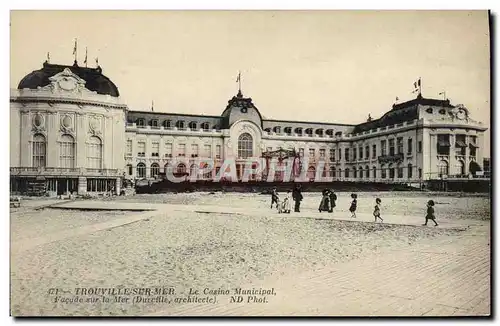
[221,90,263,129]
[17,61,120,97]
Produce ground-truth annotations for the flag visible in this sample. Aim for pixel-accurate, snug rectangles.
[47,52,50,62]
[396,96,399,101]
[73,39,77,55]
[151,100,154,112]
[84,47,88,66]
[414,78,421,88]
[236,72,240,83]
[95,57,99,66]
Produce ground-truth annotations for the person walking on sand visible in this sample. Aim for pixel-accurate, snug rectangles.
[349,193,358,218]
[282,190,292,214]
[318,189,330,212]
[328,189,337,213]
[292,184,303,212]
[373,198,383,222]
[270,187,279,209]
[423,200,438,226]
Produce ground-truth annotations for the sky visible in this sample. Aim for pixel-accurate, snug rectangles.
[10,10,490,155]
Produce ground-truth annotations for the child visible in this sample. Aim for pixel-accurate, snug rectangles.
[270,187,279,209]
[373,198,383,222]
[349,193,357,218]
[423,200,438,226]
[282,190,291,214]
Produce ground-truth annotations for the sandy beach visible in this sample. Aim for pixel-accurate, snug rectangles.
[10,192,490,316]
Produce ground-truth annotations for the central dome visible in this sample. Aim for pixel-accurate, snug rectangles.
[17,61,120,97]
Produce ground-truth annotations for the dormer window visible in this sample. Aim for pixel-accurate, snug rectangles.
[326,129,334,136]
[305,128,313,136]
[273,126,281,133]
[439,109,446,115]
[151,119,159,128]
[201,122,210,131]
[294,127,303,135]
[426,108,433,114]
[315,129,324,136]
[176,120,185,130]
[264,128,271,133]
[163,120,172,129]
[284,127,292,135]
[188,121,197,130]
[136,118,145,128]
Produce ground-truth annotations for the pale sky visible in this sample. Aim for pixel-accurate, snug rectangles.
[10,10,490,155]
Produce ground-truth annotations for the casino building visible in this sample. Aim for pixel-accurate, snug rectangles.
[10,60,488,196]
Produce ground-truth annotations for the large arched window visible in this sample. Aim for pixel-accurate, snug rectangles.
[345,168,350,178]
[373,166,377,179]
[438,160,449,177]
[87,136,103,169]
[365,165,370,178]
[330,166,336,178]
[151,163,160,178]
[59,134,75,168]
[307,166,316,181]
[32,133,46,168]
[238,133,253,159]
[126,164,133,176]
[137,163,146,178]
[177,163,187,175]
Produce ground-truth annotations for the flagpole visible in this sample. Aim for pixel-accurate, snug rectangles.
[419,77,422,96]
[238,71,241,93]
[84,47,88,67]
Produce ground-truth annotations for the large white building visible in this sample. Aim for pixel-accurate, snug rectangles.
[10,60,488,195]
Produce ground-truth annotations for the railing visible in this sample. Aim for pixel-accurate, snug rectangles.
[10,167,121,176]
[377,153,404,164]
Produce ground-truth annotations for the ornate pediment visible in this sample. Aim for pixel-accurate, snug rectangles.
[41,68,90,94]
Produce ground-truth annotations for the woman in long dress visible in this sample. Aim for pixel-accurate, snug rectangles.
[318,189,330,212]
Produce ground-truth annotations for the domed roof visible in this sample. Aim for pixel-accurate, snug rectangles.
[17,61,120,97]
[221,90,263,129]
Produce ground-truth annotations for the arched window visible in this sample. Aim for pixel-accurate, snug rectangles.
[326,129,334,136]
[353,167,357,178]
[284,127,292,135]
[330,166,336,178]
[358,166,362,179]
[137,163,146,178]
[305,128,314,136]
[151,163,160,178]
[365,165,370,178]
[315,129,324,136]
[322,165,328,178]
[273,126,281,133]
[126,164,133,176]
[87,136,102,169]
[176,120,185,130]
[294,127,303,135]
[373,166,377,179]
[345,168,350,178]
[307,166,316,181]
[457,160,465,176]
[162,120,172,129]
[190,164,197,177]
[201,122,210,131]
[238,133,253,159]
[408,163,413,179]
[389,164,395,179]
[32,133,46,168]
[188,121,197,130]
[59,134,75,168]
[438,160,449,177]
[177,163,186,175]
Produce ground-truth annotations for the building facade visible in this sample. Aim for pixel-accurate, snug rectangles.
[10,61,488,196]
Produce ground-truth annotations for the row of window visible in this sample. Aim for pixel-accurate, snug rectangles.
[264,127,343,137]
[129,162,421,180]
[127,140,223,159]
[134,119,218,131]
[32,134,103,169]
[437,134,478,156]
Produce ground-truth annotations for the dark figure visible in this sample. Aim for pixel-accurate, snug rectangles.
[328,190,337,213]
[270,187,279,209]
[292,185,303,212]
[349,193,358,218]
[423,200,438,226]
[373,197,383,222]
[318,189,330,212]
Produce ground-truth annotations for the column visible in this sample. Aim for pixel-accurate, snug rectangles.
[78,176,87,195]
[448,133,456,176]
[115,177,121,195]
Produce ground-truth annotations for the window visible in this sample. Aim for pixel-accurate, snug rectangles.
[163,143,173,158]
[418,168,422,179]
[389,164,395,179]
[191,144,199,157]
[127,164,133,175]
[470,136,477,144]
[284,127,292,135]
[204,145,212,158]
[359,147,363,160]
[189,121,197,130]
[358,167,363,179]
[151,163,160,178]
[397,137,403,154]
[151,119,159,128]
[136,119,145,127]
[330,148,336,162]
[273,126,281,133]
[381,165,386,179]
[201,122,210,131]
[151,142,159,157]
[470,144,477,157]
[373,166,377,178]
[319,149,326,158]
[176,120,185,130]
[365,166,370,178]
[418,141,422,153]
[353,147,357,161]
[299,148,304,157]
[397,164,403,178]
[126,140,132,156]
[455,135,466,156]
[137,141,146,157]
[137,163,146,178]
[372,144,377,159]
[178,144,186,157]
[353,167,357,178]
[381,140,387,156]
[177,163,187,175]
[163,120,172,129]
[307,166,316,181]
[389,139,395,156]
[345,168,350,178]
[216,145,222,159]
[408,163,413,178]
[238,133,253,159]
[330,166,336,178]
[87,136,102,169]
[437,134,450,155]
[407,138,413,154]
[309,148,315,158]
[426,108,433,114]
[59,134,75,168]
[365,146,369,160]
[438,160,449,177]
[345,148,349,162]
[339,148,342,161]
[32,134,46,168]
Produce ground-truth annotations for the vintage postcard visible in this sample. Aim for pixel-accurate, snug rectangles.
[9,10,491,317]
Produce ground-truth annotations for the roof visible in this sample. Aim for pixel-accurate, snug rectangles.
[17,61,120,97]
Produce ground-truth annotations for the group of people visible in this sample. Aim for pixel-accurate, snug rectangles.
[269,187,439,227]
